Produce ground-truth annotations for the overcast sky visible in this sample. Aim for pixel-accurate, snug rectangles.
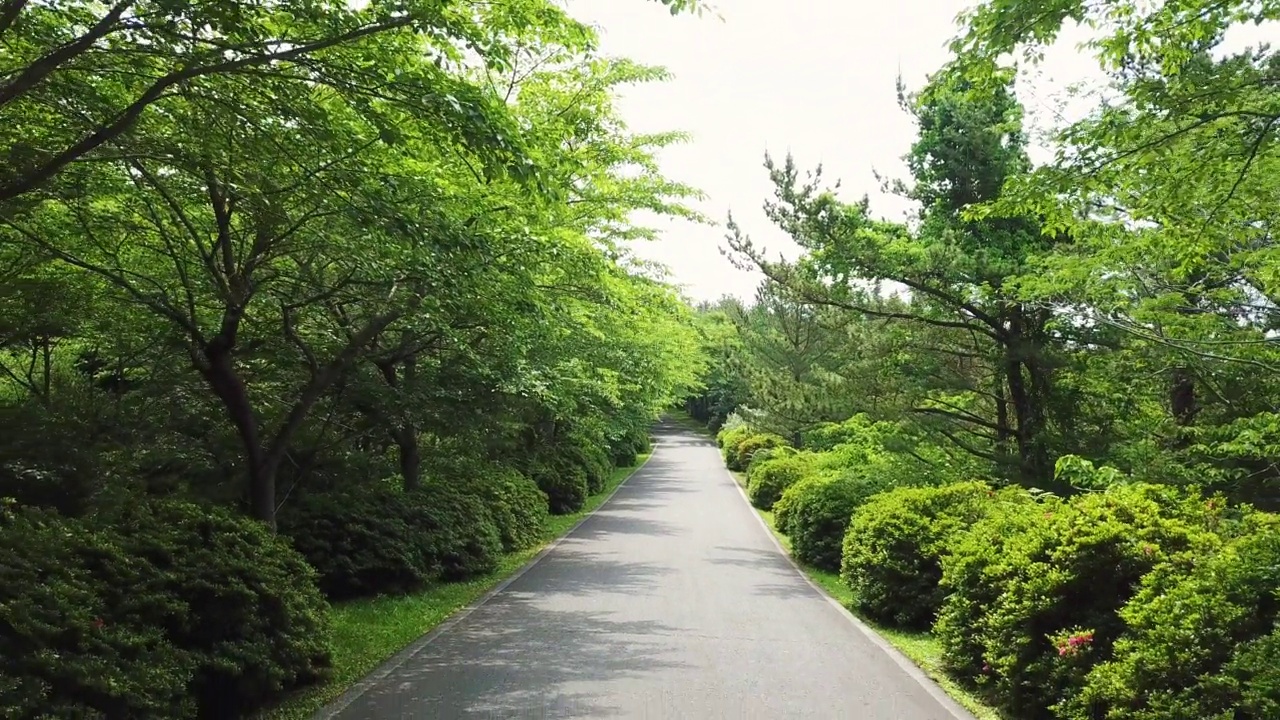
[561,0,1100,303]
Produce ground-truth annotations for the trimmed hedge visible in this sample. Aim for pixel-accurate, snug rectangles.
[409,480,504,581]
[955,484,1228,719]
[532,461,589,514]
[774,469,894,571]
[459,468,549,552]
[278,485,431,600]
[1061,514,1280,720]
[746,453,811,510]
[0,507,194,718]
[716,423,751,451]
[0,501,333,719]
[840,481,994,629]
[609,428,651,467]
[729,433,786,472]
[935,487,1054,684]
[119,501,333,718]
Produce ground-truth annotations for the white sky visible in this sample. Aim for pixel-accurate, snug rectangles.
[563,0,1099,303]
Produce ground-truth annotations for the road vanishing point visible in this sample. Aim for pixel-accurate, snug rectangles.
[319,419,976,720]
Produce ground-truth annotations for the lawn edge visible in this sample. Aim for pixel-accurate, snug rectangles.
[307,446,660,720]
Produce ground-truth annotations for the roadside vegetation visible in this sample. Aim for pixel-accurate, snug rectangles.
[0,1,704,716]
[685,1,1280,718]
[3,0,1278,718]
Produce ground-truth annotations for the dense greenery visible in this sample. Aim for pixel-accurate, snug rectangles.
[0,1,706,715]
[6,0,1280,716]
[689,0,1280,717]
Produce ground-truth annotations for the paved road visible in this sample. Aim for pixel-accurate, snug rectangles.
[320,420,973,719]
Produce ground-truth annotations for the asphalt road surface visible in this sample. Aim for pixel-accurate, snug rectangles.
[319,420,974,720]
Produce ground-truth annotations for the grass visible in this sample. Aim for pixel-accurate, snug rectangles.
[258,453,653,720]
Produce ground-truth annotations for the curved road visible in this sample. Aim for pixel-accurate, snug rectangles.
[319,420,974,719]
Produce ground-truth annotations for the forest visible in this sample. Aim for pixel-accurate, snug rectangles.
[2,0,1278,718]
[686,0,1280,718]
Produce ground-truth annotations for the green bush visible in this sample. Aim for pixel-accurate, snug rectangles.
[729,432,786,472]
[0,501,334,719]
[532,461,589,514]
[717,423,751,452]
[114,501,333,717]
[575,444,612,495]
[0,507,195,719]
[609,428,650,467]
[775,469,894,571]
[962,484,1228,719]
[746,453,811,510]
[840,481,994,629]
[935,487,1055,685]
[745,444,794,473]
[278,485,430,600]
[410,480,504,580]
[458,468,549,552]
[1061,514,1280,720]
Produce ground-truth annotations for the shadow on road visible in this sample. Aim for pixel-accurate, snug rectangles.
[349,598,690,717]
[706,545,821,600]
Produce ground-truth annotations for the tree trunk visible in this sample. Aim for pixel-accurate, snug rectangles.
[377,357,422,490]
[198,338,276,527]
[1004,311,1052,489]
[396,426,421,490]
[1170,367,1197,448]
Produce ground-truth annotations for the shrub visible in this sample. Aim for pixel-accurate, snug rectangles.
[574,444,612,495]
[935,487,1055,684]
[717,423,751,452]
[609,428,650,467]
[532,461,588,514]
[729,432,786,472]
[410,480,503,580]
[0,507,195,719]
[746,453,812,510]
[1061,515,1280,720]
[458,468,549,552]
[840,481,994,629]
[775,469,895,571]
[745,444,795,473]
[965,484,1228,719]
[112,501,333,718]
[278,485,430,600]
[0,500,334,719]
[801,414,886,452]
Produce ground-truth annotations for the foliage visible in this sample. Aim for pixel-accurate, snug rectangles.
[935,487,1058,684]
[410,480,504,581]
[112,501,334,717]
[962,484,1232,719]
[531,461,590,515]
[717,421,751,451]
[1062,516,1280,720]
[745,452,812,510]
[730,432,788,473]
[774,468,894,571]
[0,507,195,718]
[455,468,550,553]
[0,500,333,719]
[840,481,995,629]
[278,486,431,601]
